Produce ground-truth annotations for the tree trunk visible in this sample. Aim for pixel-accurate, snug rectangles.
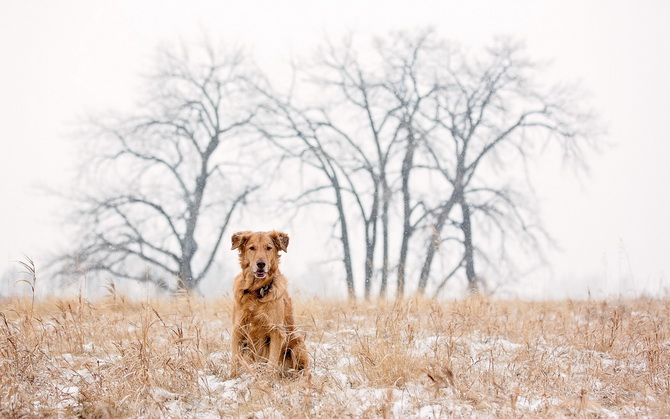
[379,184,390,298]
[364,245,373,300]
[178,140,216,291]
[178,257,195,290]
[397,130,416,299]
[363,185,379,300]
[333,174,356,299]
[460,199,478,294]
[416,194,458,294]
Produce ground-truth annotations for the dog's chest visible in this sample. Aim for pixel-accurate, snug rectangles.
[236,295,284,332]
[238,299,269,327]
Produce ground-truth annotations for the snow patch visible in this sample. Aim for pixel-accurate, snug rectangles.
[248,407,284,418]
[416,404,444,418]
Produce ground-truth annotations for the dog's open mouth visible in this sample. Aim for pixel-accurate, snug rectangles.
[254,271,267,279]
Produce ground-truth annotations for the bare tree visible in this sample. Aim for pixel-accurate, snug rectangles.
[305,36,405,299]
[61,42,261,292]
[415,37,597,295]
[377,31,440,298]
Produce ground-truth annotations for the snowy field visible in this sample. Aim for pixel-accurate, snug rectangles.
[1,293,668,417]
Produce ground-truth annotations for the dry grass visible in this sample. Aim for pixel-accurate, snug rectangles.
[1,291,669,417]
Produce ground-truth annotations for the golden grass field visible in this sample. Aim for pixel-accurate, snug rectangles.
[1,289,669,417]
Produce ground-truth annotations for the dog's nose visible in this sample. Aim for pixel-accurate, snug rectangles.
[256,261,266,270]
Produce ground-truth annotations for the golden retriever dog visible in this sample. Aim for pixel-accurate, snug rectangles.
[230,230,309,378]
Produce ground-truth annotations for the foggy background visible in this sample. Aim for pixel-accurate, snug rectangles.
[1,1,669,300]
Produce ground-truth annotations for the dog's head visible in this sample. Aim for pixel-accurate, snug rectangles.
[231,230,289,280]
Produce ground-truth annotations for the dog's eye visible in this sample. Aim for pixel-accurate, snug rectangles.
[266,246,272,251]
[249,246,255,251]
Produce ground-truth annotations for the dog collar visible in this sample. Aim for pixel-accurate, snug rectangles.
[243,280,274,299]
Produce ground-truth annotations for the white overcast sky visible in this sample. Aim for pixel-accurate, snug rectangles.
[1,0,669,298]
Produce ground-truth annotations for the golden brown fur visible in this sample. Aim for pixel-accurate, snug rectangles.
[230,230,309,378]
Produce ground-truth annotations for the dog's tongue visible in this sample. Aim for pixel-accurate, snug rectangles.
[255,271,266,278]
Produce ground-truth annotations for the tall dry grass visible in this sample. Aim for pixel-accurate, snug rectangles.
[1,290,668,417]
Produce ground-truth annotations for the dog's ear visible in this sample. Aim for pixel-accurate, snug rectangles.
[269,231,289,252]
[231,231,252,250]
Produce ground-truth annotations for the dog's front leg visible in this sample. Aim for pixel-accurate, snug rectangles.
[267,328,287,373]
[231,326,242,377]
